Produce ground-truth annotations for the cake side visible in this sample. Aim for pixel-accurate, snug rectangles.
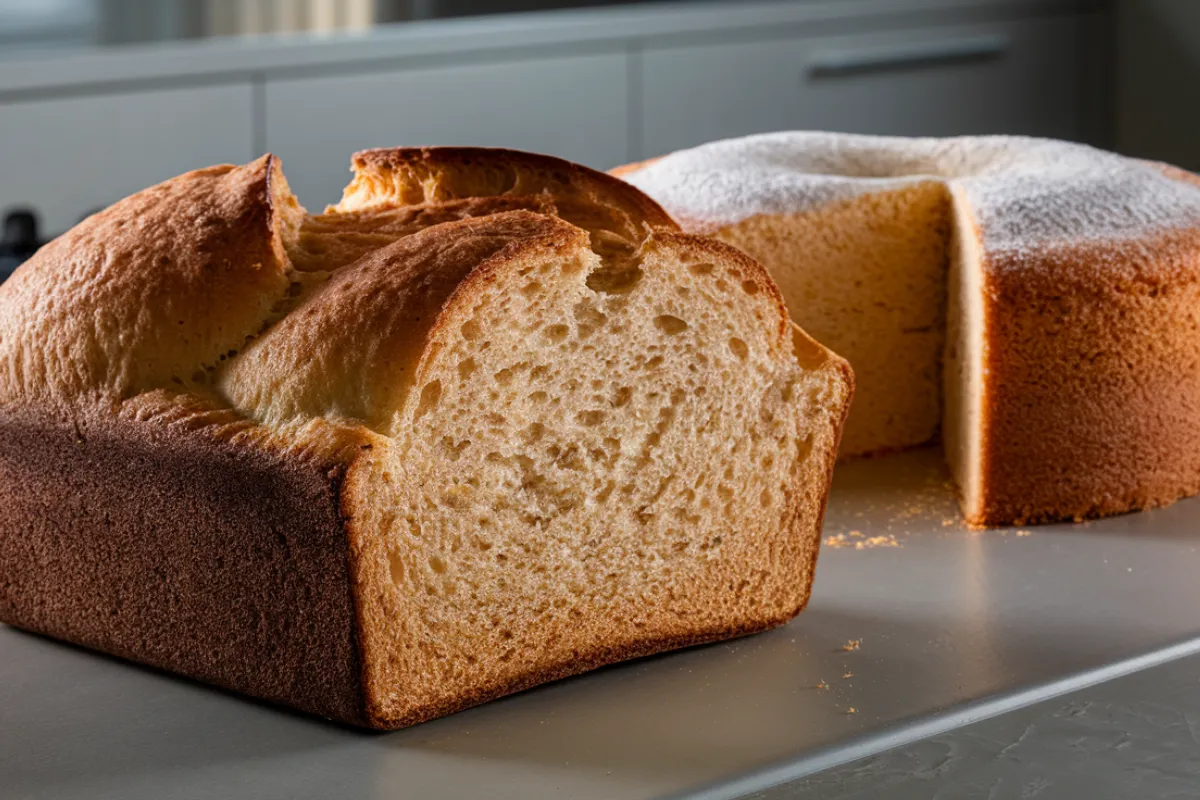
[976,230,1200,525]
[615,133,1200,526]
[0,397,373,725]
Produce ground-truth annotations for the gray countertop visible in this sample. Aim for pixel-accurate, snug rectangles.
[5,446,1200,799]
[755,649,1200,798]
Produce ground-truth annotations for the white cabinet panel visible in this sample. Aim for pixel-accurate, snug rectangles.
[0,84,255,235]
[265,53,629,209]
[641,17,1086,158]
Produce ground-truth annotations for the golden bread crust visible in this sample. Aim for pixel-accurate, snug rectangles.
[289,196,557,272]
[788,323,855,610]
[345,146,678,231]
[608,155,663,179]
[0,156,298,408]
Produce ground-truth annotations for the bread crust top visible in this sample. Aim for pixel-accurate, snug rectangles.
[0,147,824,443]
[222,210,587,431]
[344,146,678,232]
[0,155,299,408]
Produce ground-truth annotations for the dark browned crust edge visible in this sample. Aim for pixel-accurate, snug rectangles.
[0,405,370,726]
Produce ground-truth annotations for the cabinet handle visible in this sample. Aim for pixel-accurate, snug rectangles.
[808,34,1010,77]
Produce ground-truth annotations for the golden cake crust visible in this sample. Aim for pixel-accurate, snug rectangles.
[976,229,1200,525]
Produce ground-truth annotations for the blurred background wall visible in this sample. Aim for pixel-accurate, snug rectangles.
[1115,0,1200,172]
[0,0,1195,273]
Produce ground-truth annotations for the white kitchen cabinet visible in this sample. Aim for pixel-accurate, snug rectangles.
[640,16,1088,158]
[0,84,256,235]
[265,52,629,209]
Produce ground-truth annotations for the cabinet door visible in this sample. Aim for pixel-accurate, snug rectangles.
[0,84,255,235]
[640,16,1085,158]
[265,52,629,209]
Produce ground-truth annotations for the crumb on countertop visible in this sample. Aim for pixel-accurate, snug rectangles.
[824,533,900,550]
[816,680,830,690]
[842,672,854,679]
[862,535,899,549]
[1016,529,1032,537]
[847,707,857,715]
[842,639,862,652]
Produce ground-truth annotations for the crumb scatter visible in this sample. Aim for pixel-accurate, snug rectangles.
[824,533,900,549]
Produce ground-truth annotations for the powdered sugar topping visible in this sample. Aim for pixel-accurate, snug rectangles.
[622,132,1200,256]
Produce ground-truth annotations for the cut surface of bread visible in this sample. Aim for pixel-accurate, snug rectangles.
[0,148,852,728]
[617,132,1200,526]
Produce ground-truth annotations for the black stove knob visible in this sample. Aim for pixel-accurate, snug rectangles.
[2,209,41,260]
[0,208,43,282]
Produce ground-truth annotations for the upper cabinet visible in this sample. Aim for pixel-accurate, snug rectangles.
[0,84,256,235]
[639,16,1089,158]
[264,52,630,210]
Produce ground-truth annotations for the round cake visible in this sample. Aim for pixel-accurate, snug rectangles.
[614,132,1200,526]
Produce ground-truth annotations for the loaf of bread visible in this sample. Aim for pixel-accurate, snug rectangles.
[0,148,853,728]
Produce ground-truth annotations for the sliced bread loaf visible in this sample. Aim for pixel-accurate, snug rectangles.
[0,148,852,728]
